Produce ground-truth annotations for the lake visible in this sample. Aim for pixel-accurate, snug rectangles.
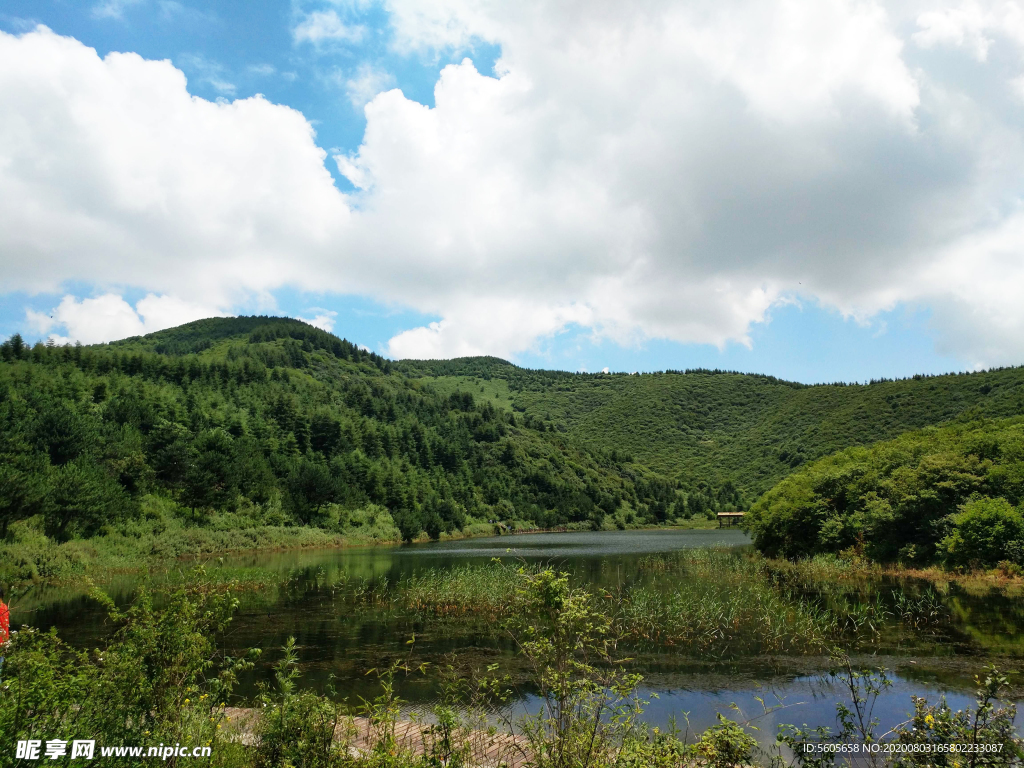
[11,528,1024,746]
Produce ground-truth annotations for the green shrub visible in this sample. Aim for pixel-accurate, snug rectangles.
[0,572,257,764]
[779,656,1024,768]
[747,418,1024,565]
[692,715,757,768]
[939,497,1024,569]
[252,638,346,768]
[891,666,1023,767]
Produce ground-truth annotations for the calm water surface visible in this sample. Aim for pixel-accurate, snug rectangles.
[12,529,1024,742]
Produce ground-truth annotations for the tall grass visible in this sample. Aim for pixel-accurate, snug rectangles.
[397,563,538,617]
[368,549,953,657]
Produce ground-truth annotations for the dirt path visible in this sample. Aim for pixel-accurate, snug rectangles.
[223,707,530,767]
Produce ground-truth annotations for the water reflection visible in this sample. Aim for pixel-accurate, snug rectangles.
[10,528,1024,735]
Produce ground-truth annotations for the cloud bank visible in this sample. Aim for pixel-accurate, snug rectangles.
[2,2,1024,367]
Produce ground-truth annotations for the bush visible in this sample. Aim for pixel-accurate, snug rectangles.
[692,715,757,768]
[747,418,1024,565]
[253,638,346,768]
[891,666,1023,767]
[0,572,257,763]
[780,656,1024,768]
[939,497,1024,569]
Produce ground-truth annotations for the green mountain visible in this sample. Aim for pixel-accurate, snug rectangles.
[399,356,1024,502]
[3,315,1023,559]
[0,317,676,549]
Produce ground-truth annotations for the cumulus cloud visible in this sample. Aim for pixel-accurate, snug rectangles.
[297,309,339,332]
[26,293,223,345]
[0,26,348,321]
[3,5,1024,364]
[344,64,397,108]
[293,10,365,45]
[340,0,1024,362]
[913,1,1024,60]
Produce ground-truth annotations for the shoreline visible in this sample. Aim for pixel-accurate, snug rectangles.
[1,517,724,589]
[9,517,1020,595]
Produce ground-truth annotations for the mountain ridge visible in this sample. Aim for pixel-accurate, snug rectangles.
[6,314,1024,510]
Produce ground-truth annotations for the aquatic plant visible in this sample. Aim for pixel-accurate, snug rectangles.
[778,655,1023,768]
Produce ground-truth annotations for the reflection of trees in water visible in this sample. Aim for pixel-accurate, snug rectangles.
[944,584,1024,656]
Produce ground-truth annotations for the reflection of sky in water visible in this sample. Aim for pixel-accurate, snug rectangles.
[633,676,1024,747]
[393,674,1023,751]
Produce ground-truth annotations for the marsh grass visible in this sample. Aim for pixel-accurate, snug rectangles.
[367,549,959,658]
[397,563,540,617]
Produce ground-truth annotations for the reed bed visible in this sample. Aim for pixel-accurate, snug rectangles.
[396,563,537,617]
[629,549,951,652]
[306,548,953,658]
[617,580,835,654]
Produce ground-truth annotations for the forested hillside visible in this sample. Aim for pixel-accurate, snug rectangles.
[0,318,678,561]
[4,315,1024,575]
[745,416,1024,567]
[400,357,1024,502]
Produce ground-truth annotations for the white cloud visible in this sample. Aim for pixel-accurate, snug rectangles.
[26,293,222,345]
[297,309,339,332]
[386,299,593,359]
[913,1,1024,61]
[344,65,397,108]
[4,9,1024,366]
[293,10,365,45]
[91,0,143,20]
[0,26,348,310]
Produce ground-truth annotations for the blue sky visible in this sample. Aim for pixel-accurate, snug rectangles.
[0,0,1020,383]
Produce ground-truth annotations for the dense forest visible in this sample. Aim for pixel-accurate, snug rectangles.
[746,416,1024,567]
[0,318,684,560]
[400,356,1024,498]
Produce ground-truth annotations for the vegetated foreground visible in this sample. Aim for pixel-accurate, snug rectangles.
[3,562,1021,768]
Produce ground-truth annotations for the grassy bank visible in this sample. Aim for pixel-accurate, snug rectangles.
[0,495,404,585]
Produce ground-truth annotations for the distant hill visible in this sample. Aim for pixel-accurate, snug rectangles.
[108,315,391,368]
[399,356,1024,502]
